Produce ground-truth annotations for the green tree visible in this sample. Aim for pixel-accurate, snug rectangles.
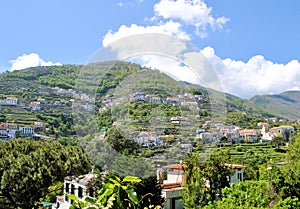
[41,181,64,203]
[280,136,300,198]
[182,150,230,208]
[266,136,300,200]
[135,176,164,208]
[0,139,91,209]
[282,129,291,142]
[204,181,270,209]
[272,136,285,149]
[105,127,139,155]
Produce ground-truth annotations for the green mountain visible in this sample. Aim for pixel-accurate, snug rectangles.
[250,91,300,121]
[0,63,284,135]
[188,85,277,126]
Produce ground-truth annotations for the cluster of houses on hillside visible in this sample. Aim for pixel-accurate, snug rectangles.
[99,91,205,112]
[0,90,296,146]
[0,87,80,111]
[136,131,163,147]
[0,95,68,112]
[130,92,204,104]
[109,120,295,150]
[197,121,294,144]
[0,97,18,106]
[0,122,45,141]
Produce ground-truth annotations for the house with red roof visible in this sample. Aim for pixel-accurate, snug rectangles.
[157,162,246,209]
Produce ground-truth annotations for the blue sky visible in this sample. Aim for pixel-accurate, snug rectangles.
[1,0,300,98]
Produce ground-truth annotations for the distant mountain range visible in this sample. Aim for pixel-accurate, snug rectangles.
[184,81,300,121]
[250,91,300,121]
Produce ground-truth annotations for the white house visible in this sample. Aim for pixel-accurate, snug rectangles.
[224,163,246,184]
[19,127,34,136]
[261,125,294,141]
[37,98,48,105]
[145,94,162,104]
[170,116,188,125]
[29,101,42,112]
[239,129,258,142]
[0,97,18,106]
[166,97,180,106]
[53,173,97,209]
[58,89,68,94]
[136,131,163,147]
[0,123,18,139]
[196,132,213,141]
[157,163,185,209]
[131,92,145,102]
[34,122,44,130]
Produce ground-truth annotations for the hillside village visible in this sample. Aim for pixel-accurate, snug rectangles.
[0,88,296,146]
[2,0,300,207]
[0,65,300,209]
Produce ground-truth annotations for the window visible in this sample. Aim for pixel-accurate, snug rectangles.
[89,188,94,198]
[65,195,68,202]
[78,187,83,198]
[65,183,70,193]
[71,184,75,194]
[162,171,168,180]
[237,172,243,181]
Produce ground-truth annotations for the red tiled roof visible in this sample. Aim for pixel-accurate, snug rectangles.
[164,163,185,170]
[164,162,245,170]
[224,163,246,169]
[162,183,182,189]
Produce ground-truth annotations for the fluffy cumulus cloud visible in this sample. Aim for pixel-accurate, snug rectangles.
[103,1,300,98]
[103,21,190,47]
[201,46,300,99]
[128,55,200,84]
[9,53,62,71]
[153,0,229,38]
[103,0,228,46]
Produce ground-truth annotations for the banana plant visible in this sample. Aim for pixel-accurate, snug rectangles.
[68,175,142,209]
[95,175,141,209]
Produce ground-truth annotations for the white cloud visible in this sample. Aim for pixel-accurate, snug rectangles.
[9,53,62,71]
[103,0,228,47]
[153,0,229,38]
[100,1,300,99]
[102,21,190,47]
[117,2,123,7]
[128,55,199,84]
[201,46,300,99]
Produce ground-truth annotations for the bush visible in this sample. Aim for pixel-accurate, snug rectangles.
[275,197,300,209]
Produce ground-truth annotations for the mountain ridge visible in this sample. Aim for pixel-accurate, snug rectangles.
[249,90,300,121]
[1,64,298,122]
